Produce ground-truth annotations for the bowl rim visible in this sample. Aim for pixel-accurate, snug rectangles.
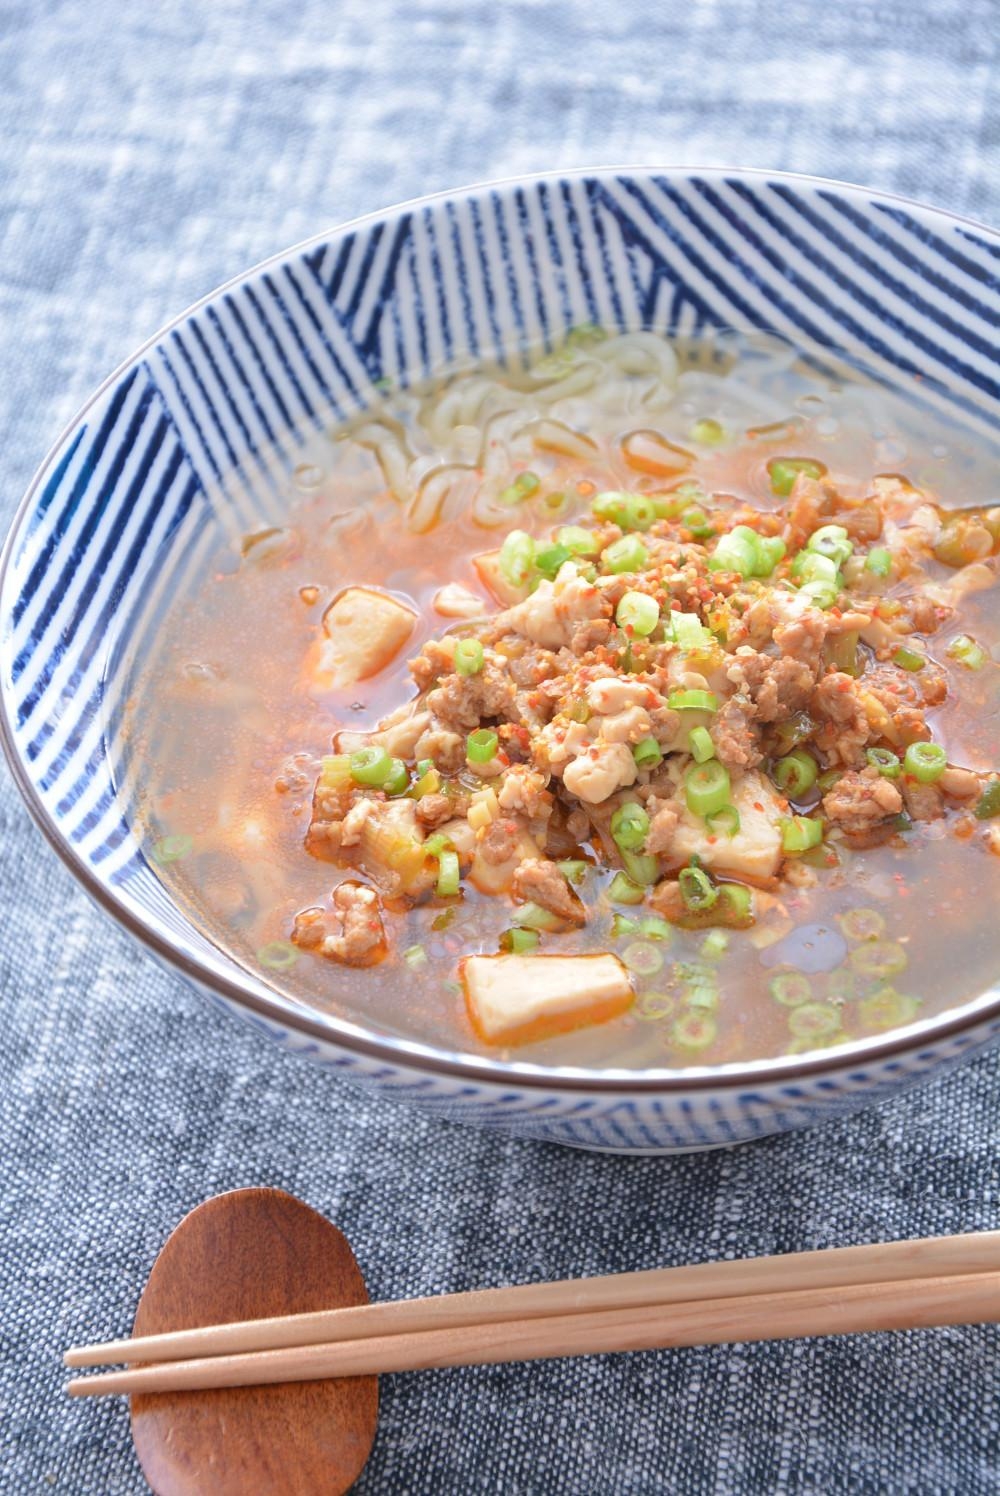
[4,162,1000,1096]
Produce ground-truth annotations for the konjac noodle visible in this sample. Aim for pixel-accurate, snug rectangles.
[127,327,1000,1069]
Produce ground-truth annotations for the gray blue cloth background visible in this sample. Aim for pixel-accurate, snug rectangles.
[2,1,999,1490]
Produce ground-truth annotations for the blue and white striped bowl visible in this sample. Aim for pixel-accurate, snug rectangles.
[3,168,1000,1154]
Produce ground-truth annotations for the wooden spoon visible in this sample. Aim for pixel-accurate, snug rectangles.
[130,1188,378,1495]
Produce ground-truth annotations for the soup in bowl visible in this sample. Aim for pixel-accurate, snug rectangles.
[4,169,1000,1151]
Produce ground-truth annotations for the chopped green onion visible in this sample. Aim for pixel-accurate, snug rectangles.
[557,859,589,883]
[670,1012,717,1050]
[754,534,787,575]
[850,940,908,978]
[502,927,540,953]
[781,816,824,853]
[684,984,719,1011]
[768,457,826,497]
[799,578,840,610]
[690,417,726,446]
[410,764,441,799]
[436,849,460,898]
[701,929,730,960]
[708,528,758,578]
[153,833,194,864]
[975,780,1000,820]
[684,760,731,818]
[793,550,839,586]
[499,471,540,504]
[668,611,714,651]
[865,547,893,577]
[402,944,428,969]
[807,524,852,566]
[557,525,600,556]
[858,987,920,1030]
[770,971,813,1007]
[621,849,659,886]
[608,872,646,905]
[611,913,640,938]
[635,991,675,1022]
[787,1002,840,1041]
[719,884,753,924]
[534,543,572,580]
[817,768,842,793]
[838,907,887,942]
[415,758,433,778]
[383,758,409,796]
[681,505,715,539]
[866,747,901,778]
[498,529,535,588]
[903,741,946,783]
[454,639,484,676]
[679,865,718,911]
[689,726,715,764]
[947,634,988,670]
[893,646,925,673]
[466,728,499,764]
[623,941,664,976]
[611,801,650,852]
[592,491,657,531]
[512,902,564,933]
[422,832,451,856]
[603,534,649,573]
[669,689,719,713]
[633,736,663,770]
[257,940,299,971]
[772,749,818,797]
[639,915,674,942]
[705,805,741,838]
[349,746,393,786]
[616,590,660,636]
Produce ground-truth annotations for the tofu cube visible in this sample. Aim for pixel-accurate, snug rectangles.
[462,953,633,1046]
[317,587,415,688]
[671,769,784,882]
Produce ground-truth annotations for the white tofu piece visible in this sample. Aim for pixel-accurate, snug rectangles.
[671,769,785,882]
[433,582,486,618]
[473,549,530,606]
[317,587,416,688]
[462,953,633,1046]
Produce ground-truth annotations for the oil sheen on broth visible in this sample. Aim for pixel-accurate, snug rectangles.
[128,328,1000,1069]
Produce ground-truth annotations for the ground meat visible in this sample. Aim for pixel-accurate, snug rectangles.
[565,806,591,841]
[901,778,944,822]
[862,665,929,746]
[919,668,948,707]
[713,697,763,771]
[426,662,516,732]
[478,816,523,865]
[408,639,455,692]
[414,793,454,830]
[571,617,617,655]
[811,672,870,766]
[726,649,815,723]
[304,819,344,862]
[900,593,942,635]
[293,882,386,966]
[511,858,585,924]
[822,767,903,836]
[508,646,559,688]
[772,604,829,672]
[644,796,680,855]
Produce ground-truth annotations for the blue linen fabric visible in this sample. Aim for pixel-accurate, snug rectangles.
[2,1,1000,1490]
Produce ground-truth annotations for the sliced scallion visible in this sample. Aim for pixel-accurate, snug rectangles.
[684,760,731,818]
[902,741,946,783]
[466,728,499,764]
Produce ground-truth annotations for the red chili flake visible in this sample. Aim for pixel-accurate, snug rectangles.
[753,801,765,812]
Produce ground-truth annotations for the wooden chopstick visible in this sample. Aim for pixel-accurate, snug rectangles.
[64,1232,1000,1394]
[67,1269,1000,1398]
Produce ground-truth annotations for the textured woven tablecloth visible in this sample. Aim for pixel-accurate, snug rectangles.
[3,2,1000,1491]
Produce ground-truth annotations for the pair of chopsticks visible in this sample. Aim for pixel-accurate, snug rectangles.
[65,1231,1000,1398]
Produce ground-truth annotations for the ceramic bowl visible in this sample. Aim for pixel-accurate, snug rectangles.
[4,168,1000,1153]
